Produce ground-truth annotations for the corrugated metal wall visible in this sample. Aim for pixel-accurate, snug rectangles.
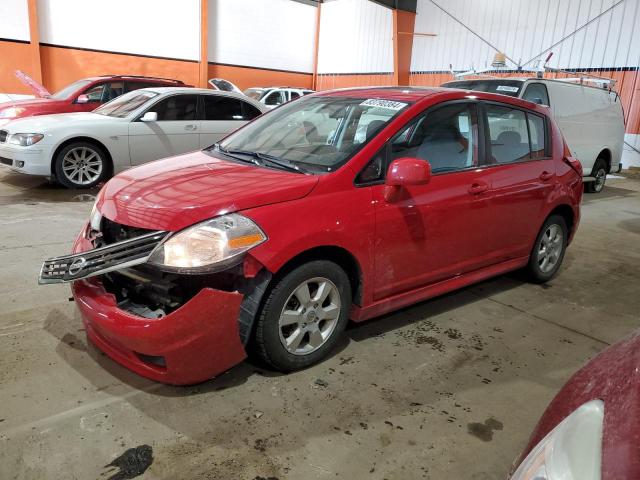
[409,0,640,140]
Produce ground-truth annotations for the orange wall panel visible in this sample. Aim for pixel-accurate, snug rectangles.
[0,40,38,94]
[39,45,200,92]
[207,64,312,91]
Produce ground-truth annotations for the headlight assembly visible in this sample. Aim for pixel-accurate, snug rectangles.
[8,133,44,146]
[511,399,604,480]
[148,213,266,273]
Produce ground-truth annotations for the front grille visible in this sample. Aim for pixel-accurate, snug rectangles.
[0,130,7,143]
[0,157,11,166]
[102,217,157,244]
[39,230,167,284]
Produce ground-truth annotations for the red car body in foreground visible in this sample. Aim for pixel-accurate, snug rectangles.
[41,87,583,384]
[0,74,187,123]
[511,330,640,479]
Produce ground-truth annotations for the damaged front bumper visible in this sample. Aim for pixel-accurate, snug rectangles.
[45,226,249,385]
[73,278,247,385]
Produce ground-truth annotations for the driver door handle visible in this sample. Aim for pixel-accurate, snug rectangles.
[539,171,554,181]
[468,181,489,195]
[185,124,198,131]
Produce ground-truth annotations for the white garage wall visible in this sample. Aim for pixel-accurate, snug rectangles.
[208,0,317,73]
[37,0,200,61]
[411,0,640,72]
[317,0,394,74]
[0,0,30,41]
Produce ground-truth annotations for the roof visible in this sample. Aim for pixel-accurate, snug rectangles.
[318,86,449,102]
[89,75,184,83]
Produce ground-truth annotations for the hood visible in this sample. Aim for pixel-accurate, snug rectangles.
[0,97,64,118]
[97,151,319,232]
[2,112,113,132]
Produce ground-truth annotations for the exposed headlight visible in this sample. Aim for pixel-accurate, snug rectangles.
[0,107,25,119]
[148,213,266,273]
[89,202,102,233]
[8,133,44,146]
[511,399,604,480]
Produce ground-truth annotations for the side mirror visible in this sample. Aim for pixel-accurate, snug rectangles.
[384,158,431,201]
[76,94,89,104]
[140,111,158,122]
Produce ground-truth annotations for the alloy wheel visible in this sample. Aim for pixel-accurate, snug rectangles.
[537,224,564,274]
[61,147,103,186]
[278,277,342,356]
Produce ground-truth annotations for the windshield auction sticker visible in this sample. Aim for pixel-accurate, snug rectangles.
[496,85,519,93]
[360,99,408,110]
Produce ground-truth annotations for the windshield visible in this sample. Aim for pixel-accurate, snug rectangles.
[50,79,92,100]
[442,79,524,97]
[244,88,265,101]
[215,95,410,173]
[94,90,158,118]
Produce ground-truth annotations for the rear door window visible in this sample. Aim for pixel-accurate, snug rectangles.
[203,96,243,120]
[485,104,548,163]
[151,94,198,121]
[203,95,262,120]
[522,83,550,106]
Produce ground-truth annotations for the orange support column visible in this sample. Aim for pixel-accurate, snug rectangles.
[27,0,42,84]
[199,0,209,88]
[392,9,416,87]
[312,1,322,91]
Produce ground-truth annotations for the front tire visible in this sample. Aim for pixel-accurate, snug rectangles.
[585,158,607,193]
[253,260,352,372]
[53,142,108,189]
[526,214,568,283]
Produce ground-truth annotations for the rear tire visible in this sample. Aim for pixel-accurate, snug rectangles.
[585,158,607,193]
[253,260,352,372]
[53,141,109,189]
[526,214,568,283]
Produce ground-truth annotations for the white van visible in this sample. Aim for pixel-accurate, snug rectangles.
[442,78,625,193]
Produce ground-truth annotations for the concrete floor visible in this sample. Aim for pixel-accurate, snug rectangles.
[1,170,639,480]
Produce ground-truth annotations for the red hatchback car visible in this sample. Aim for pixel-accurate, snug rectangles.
[40,87,583,385]
[0,74,188,124]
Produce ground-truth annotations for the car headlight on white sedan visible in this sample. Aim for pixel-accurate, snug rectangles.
[511,399,605,480]
[8,133,44,146]
[148,213,266,273]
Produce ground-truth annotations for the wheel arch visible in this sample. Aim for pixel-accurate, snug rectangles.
[547,203,575,237]
[269,245,363,306]
[50,136,114,178]
[596,148,612,174]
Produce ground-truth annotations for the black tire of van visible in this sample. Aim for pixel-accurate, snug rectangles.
[585,158,607,194]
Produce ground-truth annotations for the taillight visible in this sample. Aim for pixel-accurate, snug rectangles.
[562,140,583,176]
[563,156,583,176]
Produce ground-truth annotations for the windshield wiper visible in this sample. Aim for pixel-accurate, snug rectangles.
[215,145,305,174]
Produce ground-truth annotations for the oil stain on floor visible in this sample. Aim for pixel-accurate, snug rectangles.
[103,445,154,480]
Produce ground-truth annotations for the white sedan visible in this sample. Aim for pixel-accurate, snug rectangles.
[0,87,267,188]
